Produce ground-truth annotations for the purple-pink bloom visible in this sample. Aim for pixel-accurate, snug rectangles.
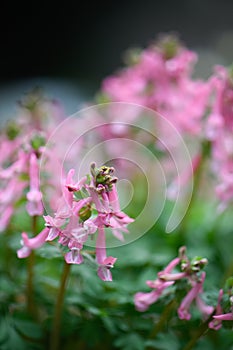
[178,272,206,320]
[134,256,182,312]
[213,312,233,321]
[95,226,117,281]
[97,256,117,282]
[65,249,83,265]
[17,164,133,282]
[0,205,13,233]
[134,280,174,312]
[209,289,224,330]
[212,292,233,324]
[102,38,211,136]
[26,153,43,216]
[65,168,87,192]
[17,227,49,258]
[196,296,214,320]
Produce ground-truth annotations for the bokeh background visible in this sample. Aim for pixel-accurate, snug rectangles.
[1,0,233,121]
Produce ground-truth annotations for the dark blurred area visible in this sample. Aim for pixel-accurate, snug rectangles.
[0,0,233,119]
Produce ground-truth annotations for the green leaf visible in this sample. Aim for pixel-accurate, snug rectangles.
[114,333,145,350]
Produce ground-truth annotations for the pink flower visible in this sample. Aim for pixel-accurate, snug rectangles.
[134,247,211,319]
[97,256,117,282]
[96,226,117,281]
[206,65,233,208]
[178,272,206,320]
[0,205,13,233]
[26,153,43,216]
[196,296,214,320]
[17,164,133,282]
[44,215,62,241]
[211,292,233,324]
[65,249,83,265]
[209,289,224,330]
[101,37,210,136]
[65,168,87,192]
[17,227,49,258]
[213,312,233,321]
[134,256,181,312]
[134,280,174,312]
[90,184,134,241]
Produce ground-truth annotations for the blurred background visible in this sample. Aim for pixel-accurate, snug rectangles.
[1,0,233,122]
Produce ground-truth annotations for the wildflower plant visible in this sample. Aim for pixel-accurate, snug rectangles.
[17,163,134,282]
[1,35,233,350]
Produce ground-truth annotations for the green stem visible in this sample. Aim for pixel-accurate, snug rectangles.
[181,317,211,350]
[146,299,177,349]
[50,262,71,350]
[26,250,35,314]
[26,215,37,315]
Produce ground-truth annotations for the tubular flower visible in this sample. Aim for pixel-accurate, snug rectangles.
[134,247,213,321]
[26,153,43,216]
[211,286,233,326]
[209,289,224,330]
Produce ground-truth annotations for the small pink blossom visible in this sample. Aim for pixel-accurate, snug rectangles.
[134,280,174,312]
[65,249,83,265]
[17,227,49,258]
[178,272,207,320]
[213,312,233,321]
[97,256,118,282]
[0,205,14,233]
[26,153,43,216]
[209,289,224,330]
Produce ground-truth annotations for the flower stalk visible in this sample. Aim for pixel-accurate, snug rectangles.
[49,262,71,350]
[26,215,37,316]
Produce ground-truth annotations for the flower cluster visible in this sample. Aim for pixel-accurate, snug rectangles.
[0,90,63,232]
[206,66,233,210]
[98,34,233,209]
[134,246,232,329]
[211,278,233,330]
[17,163,134,281]
[101,35,210,136]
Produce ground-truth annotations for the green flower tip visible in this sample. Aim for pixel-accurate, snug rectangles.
[19,87,43,111]
[30,132,46,150]
[90,163,118,190]
[190,256,208,272]
[6,120,21,140]
[156,33,181,60]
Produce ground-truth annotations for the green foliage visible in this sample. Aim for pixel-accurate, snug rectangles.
[1,195,233,349]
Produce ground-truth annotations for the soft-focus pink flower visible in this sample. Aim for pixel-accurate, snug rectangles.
[213,312,233,321]
[206,65,233,208]
[102,40,211,136]
[134,280,174,312]
[95,226,117,281]
[209,289,224,330]
[26,153,43,216]
[0,205,14,232]
[17,227,49,258]
[65,249,83,265]
[97,256,117,282]
[178,272,206,320]
[196,296,214,320]
[134,256,181,311]
[65,168,87,192]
